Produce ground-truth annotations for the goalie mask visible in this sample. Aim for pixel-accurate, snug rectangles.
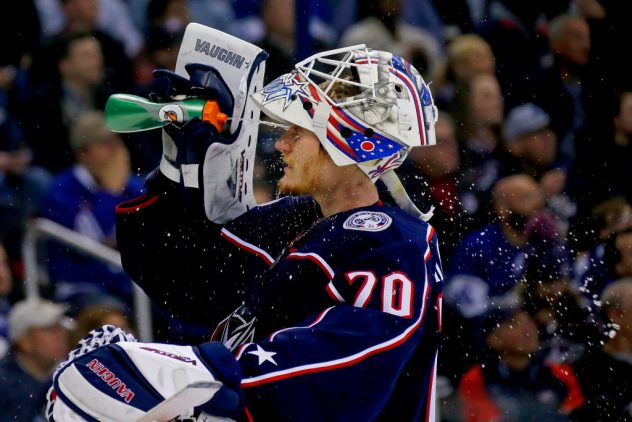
[251,45,439,220]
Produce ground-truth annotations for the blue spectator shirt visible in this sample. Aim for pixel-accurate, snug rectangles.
[444,223,525,318]
[40,165,144,302]
[0,352,50,421]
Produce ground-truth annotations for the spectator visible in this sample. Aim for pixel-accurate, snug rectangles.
[41,0,134,91]
[572,278,632,421]
[521,240,595,364]
[0,95,52,262]
[339,0,441,79]
[604,228,632,281]
[458,306,585,422]
[477,0,551,108]
[400,112,470,261]
[187,0,235,35]
[580,226,632,299]
[0,298,69,421]
[568,196,632,260]
[453,73,504,228]
[257,0,297,84]
[434,34,495,108]
[146,0,190,35]
[538,14,592,170]
[431,0,476,37]
[501,103,577,232]
[68,294,131,345]
[577,0,632,95]
[444,174,545,320]
[134,26,183,87]
[40,111,144,305]
[25,31,107,173]
[607,90,632,202]
[570,197,632,285]
[568,90,631,218]
[501,103,558,183]
[591,198,632,246]
[36,0,143,58]
[0,242,12,358]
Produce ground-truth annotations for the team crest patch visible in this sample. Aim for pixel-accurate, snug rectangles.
[343,211,392,232]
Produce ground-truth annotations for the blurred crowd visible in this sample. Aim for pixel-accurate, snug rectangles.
[0,0,631,420]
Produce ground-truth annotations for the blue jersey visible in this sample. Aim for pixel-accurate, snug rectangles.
[444,223,525,319]
[41,165,144,301]
[116,174,444,421]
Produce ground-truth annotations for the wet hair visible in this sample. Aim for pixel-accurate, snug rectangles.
[318,76,362,102]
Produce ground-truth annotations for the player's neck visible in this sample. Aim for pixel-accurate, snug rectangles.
[313,177,379,218]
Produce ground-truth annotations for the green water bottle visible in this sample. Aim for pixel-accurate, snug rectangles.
[105,94,228,133]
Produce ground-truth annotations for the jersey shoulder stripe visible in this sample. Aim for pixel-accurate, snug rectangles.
[220,228,274,266]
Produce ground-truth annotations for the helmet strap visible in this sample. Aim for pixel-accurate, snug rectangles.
[380,170,434,222]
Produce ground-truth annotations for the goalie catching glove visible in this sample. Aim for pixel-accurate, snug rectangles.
[46,325,244,421]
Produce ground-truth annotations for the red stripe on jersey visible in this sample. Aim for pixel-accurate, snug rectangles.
[326,282,345,303]
[426,226,435,242]
[424,226,435,262]
[241,277,432,388]
[234,343,253,359]
[220,228,274,266]
[244,406,254,422]
[115,193,159,214]
[268,307,335,342]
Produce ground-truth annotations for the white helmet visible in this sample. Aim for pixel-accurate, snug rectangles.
[251,45,438,220]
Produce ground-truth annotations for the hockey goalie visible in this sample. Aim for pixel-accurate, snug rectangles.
[47,24,444,421]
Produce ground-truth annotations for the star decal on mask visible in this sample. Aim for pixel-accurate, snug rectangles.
[247,345,278,366]
[261,74,310,110]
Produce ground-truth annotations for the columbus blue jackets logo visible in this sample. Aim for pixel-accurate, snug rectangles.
[343,211,392,232]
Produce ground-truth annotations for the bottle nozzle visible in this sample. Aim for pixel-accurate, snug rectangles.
[202,100,228,132]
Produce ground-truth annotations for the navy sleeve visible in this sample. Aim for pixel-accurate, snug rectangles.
[116,173,242,337]
[116,174,319,339]
[235,225,444,421]
[222,196,321,266]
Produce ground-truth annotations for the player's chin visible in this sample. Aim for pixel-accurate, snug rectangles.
[277,178,306,195]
